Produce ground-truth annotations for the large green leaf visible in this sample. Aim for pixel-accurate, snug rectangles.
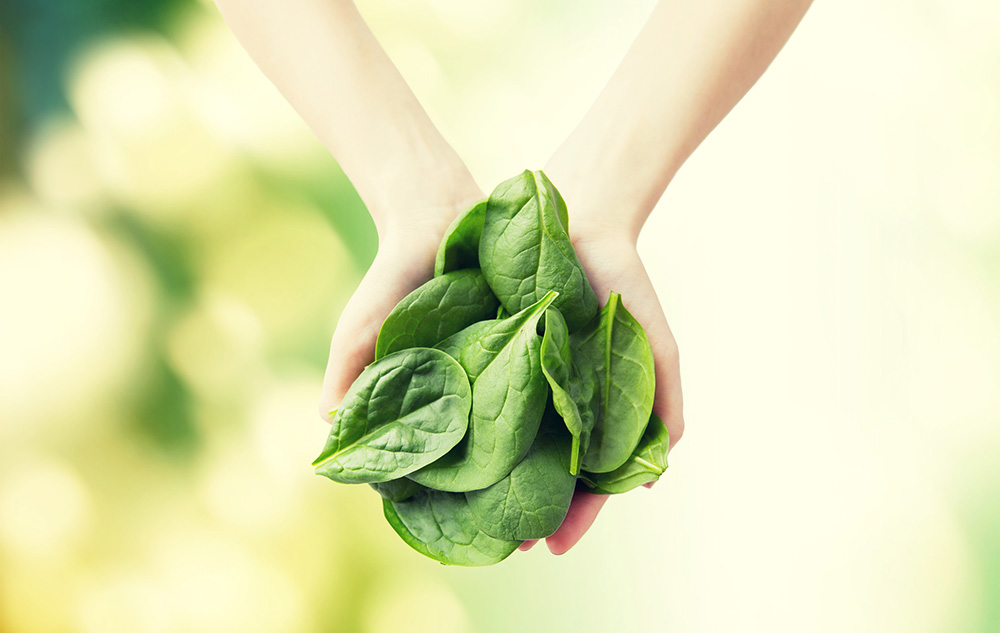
[383,489,520,566]
[571,292,656,473]
[434,200,487,276]
[580,412,669,494]
[370,478,426,502]
[465,415,576,540]
[313,348,471,483]
[479,170,598,332]
[433,319,498,370]
[408,292,557,492]
[374,269,499,360]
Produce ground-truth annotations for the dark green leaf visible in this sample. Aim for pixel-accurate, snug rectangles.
[370,478,426,502]
[539,308,588,474]
[580,412,669,494]
[433,319,498,367]
[434,200,487,276]
[571,292,655,473]
[479,170,598,331]
[375,269,499,360]
[313,348,471,484]
[408,292,557,492]
[383,489,520,566]
[466,416,576,540]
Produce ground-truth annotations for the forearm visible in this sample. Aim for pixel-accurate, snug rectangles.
[547,0,812,242]
[213,0,480,233]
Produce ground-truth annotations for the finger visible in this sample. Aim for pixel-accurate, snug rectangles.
[317,300,380,422]
[651,317,684,451]
[574,245,685,450]
[545,490,609,555]
[518,540,538,551]
[621,260,684,451]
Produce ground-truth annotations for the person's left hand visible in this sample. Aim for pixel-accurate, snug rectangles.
[520,227,685,554]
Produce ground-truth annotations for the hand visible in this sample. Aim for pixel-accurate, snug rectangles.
[521,228,685,555]
[317,201,479,420]
[317,185,683,559]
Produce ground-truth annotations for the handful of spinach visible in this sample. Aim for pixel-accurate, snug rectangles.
[314,170,669,566]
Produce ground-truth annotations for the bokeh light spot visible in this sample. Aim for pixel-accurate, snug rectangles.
[0,209,148,435]
[0,458,92,558]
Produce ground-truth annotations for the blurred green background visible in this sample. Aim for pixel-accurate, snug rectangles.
[1,0,997,632]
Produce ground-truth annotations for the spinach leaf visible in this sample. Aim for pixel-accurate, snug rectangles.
[383,489,520,566]
[313,348,471,484]
[407,292,557,492]
[539,308,588,474]
[312,168,674,565]
[432,291,557,383]
[433,318,498,365]
[434,200,487,276]
[479,170,598,332]
[571,292,656,473]
[465,414,576,540]
[375,269,499,360]
[579,412,669,494]
[370,478,425,502]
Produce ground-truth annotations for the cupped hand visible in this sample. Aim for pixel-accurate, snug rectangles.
[318,208,471,421]
[523,229,685,555]
[317,194,683,558]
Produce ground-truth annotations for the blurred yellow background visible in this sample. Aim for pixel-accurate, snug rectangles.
[1,0,997,631]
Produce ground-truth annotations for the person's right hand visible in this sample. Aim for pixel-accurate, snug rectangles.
[317,202,478,422]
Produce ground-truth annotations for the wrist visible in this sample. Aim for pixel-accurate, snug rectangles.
[365,155,484,240]
[544,159,649,247]
[545,113,684,246]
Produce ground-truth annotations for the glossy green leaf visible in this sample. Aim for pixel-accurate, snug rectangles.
[580,412,669,494]
[370,478,425,502]
[466,417,576,540]
[313,348,471,484]
[312,168,673,565]
[433,318,498,366]
[383,489,520,566]
[479,170,598,332]
[408,292,557,492]
[375,269,499,360]
[434,200,487,276]
[571,292,655,473]
[539,308,587,474]
[433,291,553,382]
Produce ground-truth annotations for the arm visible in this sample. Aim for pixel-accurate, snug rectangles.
[548,0,813,240]
[212,0,483,414]
[546,0,811,241]
[541,0,813,555]
[212,0,481,233]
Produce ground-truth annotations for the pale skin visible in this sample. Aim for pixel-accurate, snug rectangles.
[213,0,812,554]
